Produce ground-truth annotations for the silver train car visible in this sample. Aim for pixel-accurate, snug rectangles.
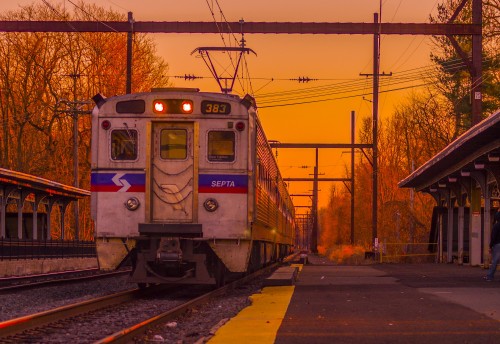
[90,88,295,285]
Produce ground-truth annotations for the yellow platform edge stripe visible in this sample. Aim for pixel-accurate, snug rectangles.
[208,285,296,344]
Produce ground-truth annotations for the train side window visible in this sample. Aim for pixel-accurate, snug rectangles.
[208,131,235,162]
[111,129,138,160]
[160,129,187,159]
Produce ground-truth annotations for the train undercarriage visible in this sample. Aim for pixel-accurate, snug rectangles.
[128,236,291,287]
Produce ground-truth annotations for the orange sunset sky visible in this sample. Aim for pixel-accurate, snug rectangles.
[1,0,442,211]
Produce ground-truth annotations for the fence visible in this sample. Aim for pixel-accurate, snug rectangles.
[0,238,96,260]
[378,242,438,263]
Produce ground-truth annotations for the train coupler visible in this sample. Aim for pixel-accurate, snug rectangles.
[156,237,183,263]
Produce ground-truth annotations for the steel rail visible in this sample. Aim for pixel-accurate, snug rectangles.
[0,286,146,338]
[95,256,297,343]
[0,269,131,293]
[0,267,98,281]
[0,254,298,341]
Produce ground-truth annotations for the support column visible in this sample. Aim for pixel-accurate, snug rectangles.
[444,188,455,263]
[16,191,30,239]
[488,166,500,187]
[17,197,23,239]
[470,185,482,265]
[458,201,465,263]
[470,170,489,265]
[32,194,45,240]
[60,201,69,240]
[469,176,483,266]
[1,186,16,238]
[46,198,57,240]
[461,173,473,262]
[452,182,466,265]
[484,183,491,264]
[428,189,443,262]
[0,194,4,239]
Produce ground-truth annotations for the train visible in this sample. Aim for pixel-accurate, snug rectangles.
[90,88,295,286]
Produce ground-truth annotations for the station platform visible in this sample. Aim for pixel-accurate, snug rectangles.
[0,258,98,277]
[209,254,500,343]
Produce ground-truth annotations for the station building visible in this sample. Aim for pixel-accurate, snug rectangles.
[0,168,96,276]
[399,110,500,266]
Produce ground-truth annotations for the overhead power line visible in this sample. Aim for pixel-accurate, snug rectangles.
[257,82,432,108]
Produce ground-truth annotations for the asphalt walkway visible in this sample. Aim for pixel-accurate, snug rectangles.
[210,255,500,343]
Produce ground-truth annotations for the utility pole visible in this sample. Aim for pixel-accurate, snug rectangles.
[372,12,380,251]
[126,12,134,94]
[351,110,355,245]
[70,73,80,240]
[311,148,319,253]
[270,142,367,251]
[56,74,92,240]
[471,0,482,124]
[359,13,391,252]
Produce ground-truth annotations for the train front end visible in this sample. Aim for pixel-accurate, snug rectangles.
[91,89,255,285]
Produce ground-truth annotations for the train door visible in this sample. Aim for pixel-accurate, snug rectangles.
[149,122,198,223]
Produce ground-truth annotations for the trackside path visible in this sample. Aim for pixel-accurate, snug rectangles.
[277,257,500,343]
[210,255,500,343]
[209,286,295,343]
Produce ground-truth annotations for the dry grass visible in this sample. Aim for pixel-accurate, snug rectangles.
[318,245,373,265]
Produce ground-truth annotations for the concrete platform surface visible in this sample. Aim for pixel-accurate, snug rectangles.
[263,266,299,287]
[210,255,500,344]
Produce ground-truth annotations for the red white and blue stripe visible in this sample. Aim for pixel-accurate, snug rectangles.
[91,172,145,192]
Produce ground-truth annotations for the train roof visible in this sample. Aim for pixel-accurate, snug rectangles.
[92,89,257,112]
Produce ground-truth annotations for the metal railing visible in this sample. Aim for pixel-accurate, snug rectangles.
[0,239,96,260]
[378,242,438,263]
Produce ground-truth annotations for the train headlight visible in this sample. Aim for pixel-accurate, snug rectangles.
[203,198,218,212]
[153,100,166,113]
[124,197,140,211]
[153,99,193,114]
[181,101,193,113]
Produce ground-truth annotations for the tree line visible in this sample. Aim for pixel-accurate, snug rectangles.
[318,0,500,258]
[0,2,169,240]
[1,1,498,247]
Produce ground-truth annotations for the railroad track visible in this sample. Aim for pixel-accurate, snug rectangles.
[0,268,131,293]
[0,261,282,343]
[97,261,286,343]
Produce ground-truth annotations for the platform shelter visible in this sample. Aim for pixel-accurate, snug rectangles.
[0,168,90,241]
[399,110,500,266]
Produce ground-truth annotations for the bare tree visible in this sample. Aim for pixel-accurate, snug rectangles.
[0,2,170,239]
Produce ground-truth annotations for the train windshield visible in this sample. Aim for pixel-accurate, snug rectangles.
[111,129,138,160]
[160,129,187,160]
[208,131,235,162]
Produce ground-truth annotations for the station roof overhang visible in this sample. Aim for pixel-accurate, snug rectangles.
[0,168,90,201]
[398,110,500,192]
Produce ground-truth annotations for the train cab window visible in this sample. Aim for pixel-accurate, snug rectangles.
[208,131,235,162]
[160,129,187,159]
[111,129,138,160]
